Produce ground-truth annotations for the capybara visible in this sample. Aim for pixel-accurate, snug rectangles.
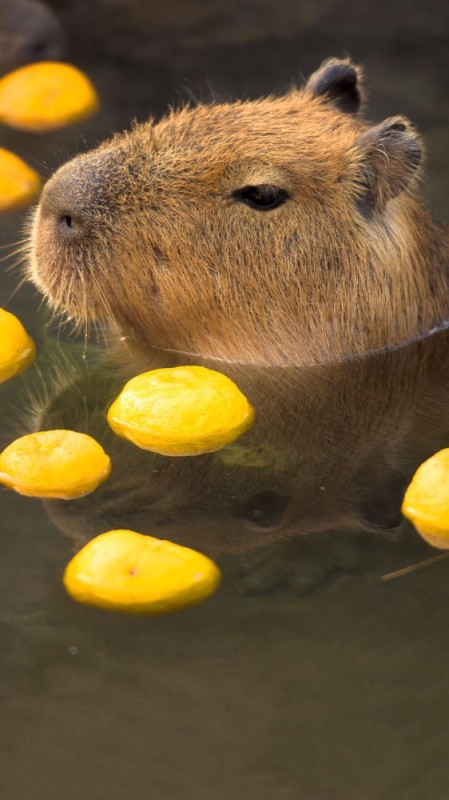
[26,59,449,581]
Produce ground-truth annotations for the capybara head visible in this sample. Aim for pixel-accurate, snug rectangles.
[30,58,449,366]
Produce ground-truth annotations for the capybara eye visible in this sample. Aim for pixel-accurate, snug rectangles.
[233,184,288,211]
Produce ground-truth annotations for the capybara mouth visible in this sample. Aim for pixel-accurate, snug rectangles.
[28,149,127,328]
[30,206,97,323]
[29,199,155,342]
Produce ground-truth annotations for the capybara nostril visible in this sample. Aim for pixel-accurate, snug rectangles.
[37,163,95,241]
[39,190,89,239]
[57,212,86,238]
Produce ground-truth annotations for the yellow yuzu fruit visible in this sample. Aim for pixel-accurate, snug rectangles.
[0,149,41,212]
[107,365,255,456]
[0,430,111,499]
[402,448,449,548]
[0,62,99,132]
[63,529,222,614]
[0,308,35,382]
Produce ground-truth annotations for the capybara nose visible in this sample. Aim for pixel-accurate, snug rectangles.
[37,147,119,242]
[38,165,91,241]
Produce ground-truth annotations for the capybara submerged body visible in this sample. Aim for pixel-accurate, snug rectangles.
[28,59,449,565]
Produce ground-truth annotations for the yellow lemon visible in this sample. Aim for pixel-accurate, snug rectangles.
[0,149,41,212]
[0,62,99,132]
[0,430,111,499]
[107,365,255,456]
[0,308,35,382]
[402,449,449,548]
[63,529,222,614]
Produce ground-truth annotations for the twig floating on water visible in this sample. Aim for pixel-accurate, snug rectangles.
[381,551,449,582]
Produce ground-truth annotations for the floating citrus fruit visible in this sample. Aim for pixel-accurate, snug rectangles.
[0,308,35,382]
[0,62,99,132]
[0,430,111,499]
[63,529,222,614]
[0,149,41,212]
[107,366,255,456]
[402,449,449,548]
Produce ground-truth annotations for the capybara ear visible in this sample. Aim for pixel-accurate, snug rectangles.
[354,116,422,216]
[305,57,362,114]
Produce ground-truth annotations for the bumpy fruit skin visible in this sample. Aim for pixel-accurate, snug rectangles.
[0,62,99,132]
[0,430,111,499]
[107,365,255,456]
[0,149,41,212]
[63,529,222,614]
[402,448,449,549]
[0,308,35,382]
